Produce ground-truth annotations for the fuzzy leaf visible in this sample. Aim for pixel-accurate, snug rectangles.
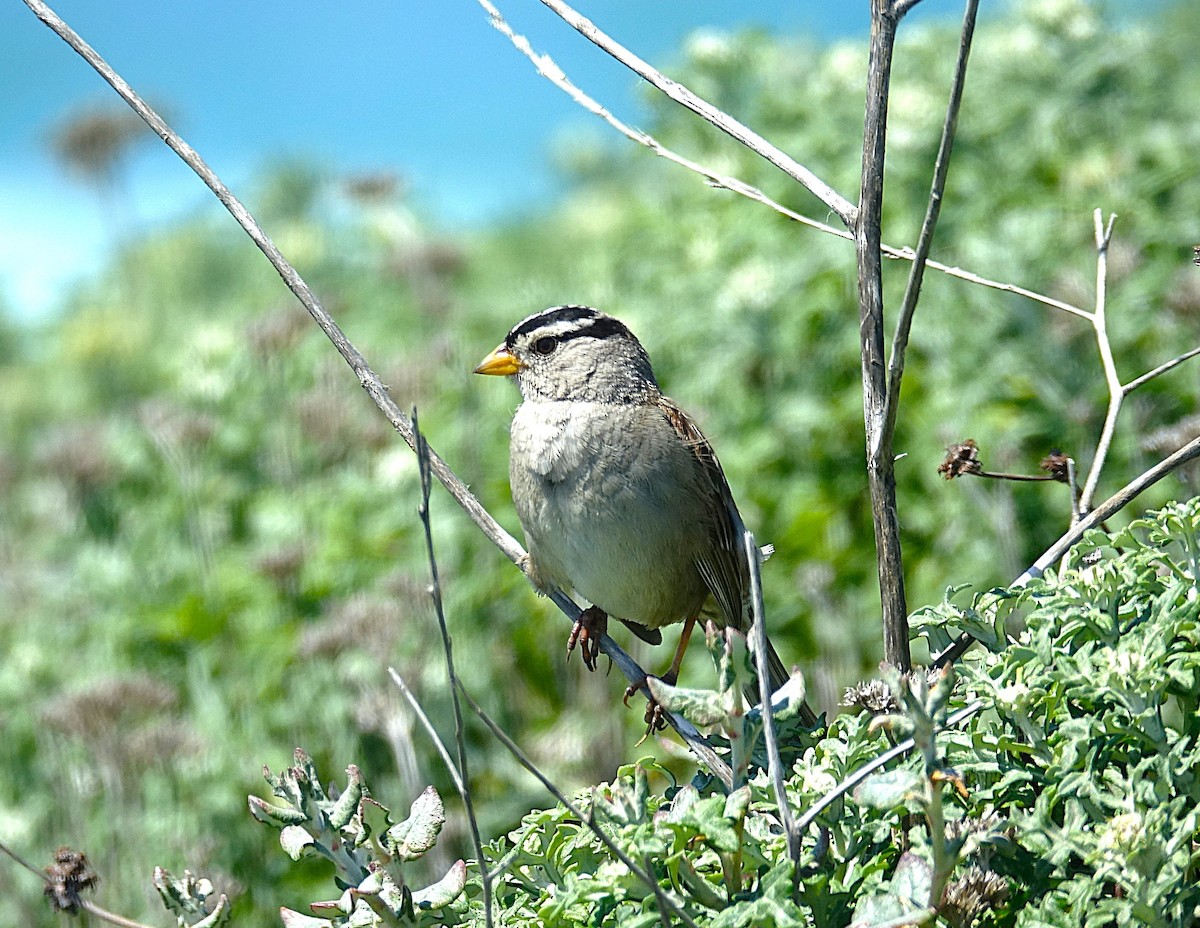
[279,908,331,928]
[248,795,309,827]
[891,852,933,907]
[855,769,923,809]
[384,786,445,861]
[647,677,730,727]
[412,859,467,910]
[327,765,365,831]
[279,824,317,860]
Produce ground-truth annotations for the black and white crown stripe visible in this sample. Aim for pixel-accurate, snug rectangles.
[506,305,633,350]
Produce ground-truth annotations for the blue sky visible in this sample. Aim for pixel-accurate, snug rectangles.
[0,1,1141,320]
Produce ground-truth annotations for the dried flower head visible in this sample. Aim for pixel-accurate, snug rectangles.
[939,440,982,480]
[1039,450,1072,483]
[44,847,99,913]
[843,679,898,713]
[943,865,1009,926]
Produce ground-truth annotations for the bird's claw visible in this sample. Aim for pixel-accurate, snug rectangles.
[566,606,607,672]
[623,671,677,734]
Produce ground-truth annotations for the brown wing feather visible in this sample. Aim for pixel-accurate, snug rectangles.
[658,398,813,719]
[658,398,750,632]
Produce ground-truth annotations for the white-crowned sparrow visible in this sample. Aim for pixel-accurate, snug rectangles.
[476,305,812,725]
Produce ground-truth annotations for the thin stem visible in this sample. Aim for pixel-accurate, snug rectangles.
[1066,456,1082,524]
[1123,344,1200,394]
[1077,210,1120,517]
[78,902,159,928]
[858,0,910,671]
[933,432,1200,667]
[744,532,799,865]
[411,410,493,928]
[884,0,979,441]
[901,252,1092,320]
[530,0,857,226]
[457,683,702,928]
[972,470,1056,482]
[477,0,1093,326]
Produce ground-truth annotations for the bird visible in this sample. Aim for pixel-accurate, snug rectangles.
[474,305,816,728]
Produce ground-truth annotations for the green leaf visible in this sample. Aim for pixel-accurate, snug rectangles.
[411,858,467,910]
[854,769,922,809]
[279,824,317,861]
[383,786,445,861]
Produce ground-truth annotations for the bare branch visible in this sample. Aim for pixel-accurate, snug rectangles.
[901,252,1093,320]
[791,701,985,837]
[457,683,702,928]
[411,410,493,928]
[1122,344,1200,394]
[525,0,857,226]
[894,0,929,17]
[20,0,734,783]
[884,0,980,441]
[479,0,1096,328]
[1077,210,1121,517]
[858,0,910,671]
[475,0,847,237]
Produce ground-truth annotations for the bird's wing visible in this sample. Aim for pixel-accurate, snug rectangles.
[657,397,749,631]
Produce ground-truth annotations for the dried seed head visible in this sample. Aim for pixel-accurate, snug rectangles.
[1039,450,1072,483]
[943,865,1009,925]
[939,440,982,480]
[44,847,99,913]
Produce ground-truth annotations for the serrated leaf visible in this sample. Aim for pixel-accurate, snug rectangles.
[412,859,467,910]
[723,785,751,822]
[666,784,700,823]
[647,677,730,727]
[279,824,317,860]
[676,853,724,909]
[850,893,905,928]
[328,765,365,830]
[384,786,445,861]
[891,851,933,906]
[854,769,922,809]
[248,795,309,827]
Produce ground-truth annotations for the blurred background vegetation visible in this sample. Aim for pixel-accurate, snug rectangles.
[1,0,1198,921]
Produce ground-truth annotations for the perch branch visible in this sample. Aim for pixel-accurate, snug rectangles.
[20,0,732,784]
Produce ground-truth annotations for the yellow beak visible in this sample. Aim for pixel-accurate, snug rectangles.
[473,344,522,376]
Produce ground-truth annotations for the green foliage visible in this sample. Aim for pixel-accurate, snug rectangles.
[376,499,1196,927]
[919,497,1200,925]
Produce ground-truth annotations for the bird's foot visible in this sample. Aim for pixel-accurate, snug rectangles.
[624,670,678,735]
[566,606,608,672]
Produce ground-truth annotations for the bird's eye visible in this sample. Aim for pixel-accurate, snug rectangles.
[532,336,557,356]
